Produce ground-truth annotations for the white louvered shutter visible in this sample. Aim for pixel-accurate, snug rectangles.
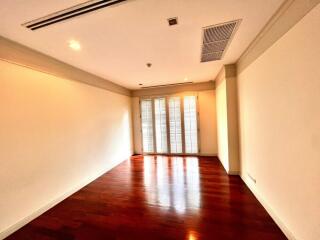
[141,99,154,153]
[184,96,198,154]
[154,98,168,153]
[169,97,183,154]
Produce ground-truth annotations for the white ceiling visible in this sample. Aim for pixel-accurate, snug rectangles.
[0,0,284,89]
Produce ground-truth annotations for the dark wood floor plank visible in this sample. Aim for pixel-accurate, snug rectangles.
[6,155,287,240]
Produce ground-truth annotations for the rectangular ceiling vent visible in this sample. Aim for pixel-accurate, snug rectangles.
[201,19,241,62]
[22,0,128,31]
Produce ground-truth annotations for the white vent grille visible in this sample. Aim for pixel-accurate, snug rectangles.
[201,20,241,62]
[22,0,127,30]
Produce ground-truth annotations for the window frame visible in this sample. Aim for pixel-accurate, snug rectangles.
[139,93,200,155]
[140,98,155,153]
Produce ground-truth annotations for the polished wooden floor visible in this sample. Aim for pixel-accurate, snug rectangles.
[7,155,287,240]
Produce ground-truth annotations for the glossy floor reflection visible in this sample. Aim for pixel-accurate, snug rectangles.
[7,156,287,240]
[143,156,200,214]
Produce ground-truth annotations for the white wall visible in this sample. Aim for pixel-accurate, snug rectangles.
[226,76,240,173]
[198,90,218,155]
[132,90,218,156]
[215,68,240,174]
[215,79,229,170]
[0,60,133,238]
[237,4,320,240]
[132,97,142,154]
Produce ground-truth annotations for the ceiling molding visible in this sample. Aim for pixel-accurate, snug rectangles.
[237,0,320,73]
[215,64,237,85]
[131,81,215,97]
[0,36,131,96]
[225,64,237,78]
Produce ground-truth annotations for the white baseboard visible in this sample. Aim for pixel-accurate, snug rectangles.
[0,158,128,240]
[241,174,296,240]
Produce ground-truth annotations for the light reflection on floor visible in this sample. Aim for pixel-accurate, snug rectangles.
[187,230,199,240]
[143,155,200,214]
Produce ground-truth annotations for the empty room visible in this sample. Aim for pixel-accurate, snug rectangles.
[0,0,319,239]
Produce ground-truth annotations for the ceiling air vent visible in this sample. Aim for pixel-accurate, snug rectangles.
[168,17,178,26]
[22,0,128,31]
[201,19,241,62]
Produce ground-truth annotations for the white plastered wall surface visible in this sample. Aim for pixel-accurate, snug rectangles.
[215,65,240,174]
[215,77,229,171]
[0,60,133,239]
[237,4,320,240]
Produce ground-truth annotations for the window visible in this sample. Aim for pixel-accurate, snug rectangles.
[184,96,198,154]
[169,97,182,154]
[140,95,199,154]
[154,98,168,153]
[141,99,154,153]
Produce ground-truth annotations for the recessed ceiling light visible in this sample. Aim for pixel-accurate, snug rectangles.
[68,40,81,51]
[184,77,189,82]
